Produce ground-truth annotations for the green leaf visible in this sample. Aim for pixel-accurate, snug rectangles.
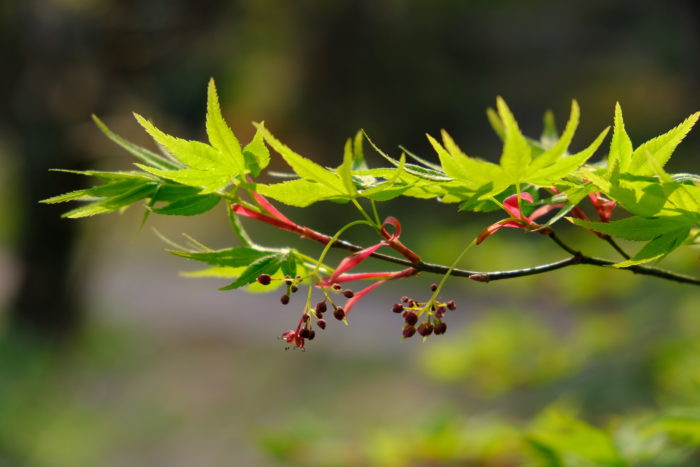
[352,130,367,170]
[257,178,347,207]
[220,254,282,290]
[62,182,157,218]
[497,97,532,182]
[486,107,505,140]
[540,109,559,147]
[92,115,180,170]
[206,78,245,174]
[169,246,271,267]
[569,215,693,241]
[614,227,690,267]
[338,138,357,195]
[134,113,227,172]
[242,124,270,177]
[153,193,221,216]
[525,126,609,186]
[136,164,232,193]
[257,124,342,191]
[280,250,297,278]
[607,102,633,175]
[530,100,580,169]
[628,111,700,175]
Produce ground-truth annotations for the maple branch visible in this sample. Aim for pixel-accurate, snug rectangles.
[293,225,700,286]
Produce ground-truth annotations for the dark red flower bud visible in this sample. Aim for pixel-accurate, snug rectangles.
[447,300,457,311]
[299,328,311,338]
[401,296,410,303]
[333,307,346,321]
[302,313,310,322]
[403,310,418,326]
[343,289,354,298]
[431,283,437,292]
[307,330,316,340]
[315,301,327,314]
[434,322,447,335]
[257,274,271,285]
[317,319,327,330]
[290,285,299,293]
[392,303,404,314]
[417,322,434,336]
[332,283,342,291]
[285,275,293,285]
[280,294,290,305]
[437,306,446,314]
[403,325,416,338]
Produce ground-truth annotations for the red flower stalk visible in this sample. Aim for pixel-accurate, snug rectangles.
[231,193,331,244]
[588,192,616,223]
[477,193,562,244]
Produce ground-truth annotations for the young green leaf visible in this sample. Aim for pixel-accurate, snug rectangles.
[569,215,694,241]
[497,97,532,182]
[614,227,690,267]
[256,179,347,207]
[607,102,634,175]
[206,78,245,174]
[152,193,221,216]
[242,125,270,177]
[220,254,283,290]
[529,100,580,169]
[169,246,271,267]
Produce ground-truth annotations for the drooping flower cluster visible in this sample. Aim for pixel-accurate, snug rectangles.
[391,285,457,340]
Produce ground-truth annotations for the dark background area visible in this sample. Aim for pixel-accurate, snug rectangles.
[0,1,699,465]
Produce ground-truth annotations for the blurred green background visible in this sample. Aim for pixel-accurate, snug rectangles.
[1,0,700,465]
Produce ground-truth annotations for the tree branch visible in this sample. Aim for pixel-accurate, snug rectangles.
[298,226,700,286]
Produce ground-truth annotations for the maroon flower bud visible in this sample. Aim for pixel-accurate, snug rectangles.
[403,310,418,326]
[257,274,271,285]
[299,328,311,338]
[403,325,416,338]
[302,313,310,322]
[417,322,434,336]
[392,303,404,314]
[315,301,327,314]
[307,330,316,340]
[401,296,410,303]
[343,289,354,298]
[285,275,293,285]
[290,285,299,293]
[280,294,290,305]
[332,283,342,291]
[434,322,447,335]
[333,307,346,321]
[447,300,457,311]
[317,319,327,330]
[437,306,446,314]
[431,283,437,292]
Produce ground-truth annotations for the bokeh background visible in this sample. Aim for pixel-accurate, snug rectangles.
[1,0,700,465]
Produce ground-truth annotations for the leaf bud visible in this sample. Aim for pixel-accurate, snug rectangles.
[402,310,418,326]
[257,274,271,285]
[417,322,434,336]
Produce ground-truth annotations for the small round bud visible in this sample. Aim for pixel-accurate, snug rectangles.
[317,319,327,330]
[285,275,293,285]
[431,283,437,292]
[343,289,354,299]
[280,294,290,305]
[333,307,346,321]
[332,283,342,291]
[290,285,299,293]
[417,322,434,336]
[315,301,327,314]
[257,274,271,285]
[434,322,447,335]
[302,313,310,322]
[403,325,416,338]
[401,296,410,303]
[296,275,302,280]
[403,310,418,326]
[307,330,316,340]
[392,303,404,314]
[299,328,311,338]
[447,300,457,311]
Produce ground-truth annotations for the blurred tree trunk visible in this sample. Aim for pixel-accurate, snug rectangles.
[2,3,87,341]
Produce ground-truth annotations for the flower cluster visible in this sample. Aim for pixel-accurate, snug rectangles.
[392,285,457,340]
